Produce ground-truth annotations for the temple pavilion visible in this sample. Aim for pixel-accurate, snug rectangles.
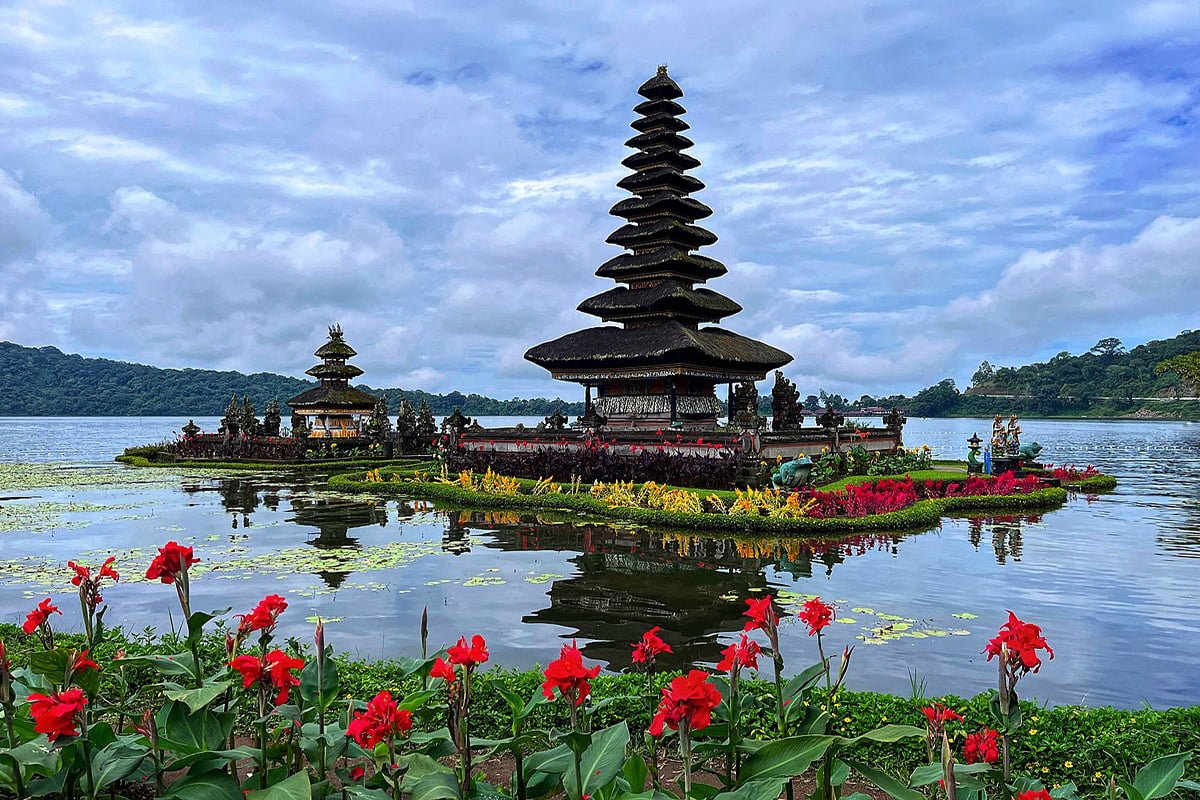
[525,67,791,430]
[287,325,379,438]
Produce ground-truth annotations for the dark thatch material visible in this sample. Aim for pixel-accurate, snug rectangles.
[305,363,364,380]
[314,339,356,358]
[624,130,694,152]
[287,385,379,410]
[526,323,791,373]
[630,113,690,133]
[617,169,704,196]
[610,193,712,222]
[633,98,685,117]
[638,67,683,100]
[621,147,700,172]
[606,219,717,250]
[595,248,727,282]
[577,281,741,322]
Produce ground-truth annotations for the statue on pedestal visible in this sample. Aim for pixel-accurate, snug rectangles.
[1006,415,1022,454]
[883,407,907,431]
[731,382,763,429]
[220,394,241,439]
[771,455,814,490]
[181,419,200,438]
[291,414,309,438]
[543,408,569,431]
[416,400,438,451]
[770,371,804,431]
[263,399,282,437]
[441,408,473,440]
[991,415,1007,454]
[239,396,260,437]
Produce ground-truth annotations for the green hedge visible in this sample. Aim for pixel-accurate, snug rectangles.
[329,470,1069,536]
[0,624,1193,793]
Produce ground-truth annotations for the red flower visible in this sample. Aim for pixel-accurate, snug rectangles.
[238,594,289,634]
[144,541,199,584]
[985,611,1054,676]
[856,429,869,440]
[68,556,119,587]
[742,596,780,633]
[349,766,365,781]
[648,670,722,737]
[798,597,834,636]
[22,598,61,635]
[717,634,761,672]
[541,641,601,706]
[27,688,87,742]
[447,634,489,668]
[430,657,456,683]
[964,728,1000,764]
[920,702,963,726]
[346,690,414,748]
[631,626,672,666]
[1018,791,1053,800]
[230,654,263,689]
[265,650,305,705]
[70,650,100,676]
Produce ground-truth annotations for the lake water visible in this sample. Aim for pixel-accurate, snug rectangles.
[1,415,1198,708]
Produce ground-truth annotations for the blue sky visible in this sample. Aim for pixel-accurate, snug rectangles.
[1,1,1197,400]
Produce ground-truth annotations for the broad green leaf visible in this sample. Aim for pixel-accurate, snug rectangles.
[831,759,851,788]
[28,650,72,683]
[394,655,439,678]
[186,609,231,645]
[1133,753,1191,800]
[1051,781,1081,800]
[164,747,261,772]
[740,735,835,782]
[163,769,244,800]
[165,680,233,713]
[246,771,313,800]
[1176,780,1200,792]
[0,739,58,772]
[525,743,572,776]
[159,701,236,754]
[564,721,630,800]
[712,778,787,800]
[346,788,391,800]
[843,758,925,800]
[622,753,648,793]
[910,763,944,788]
[838,724,926,745]
[119,652,199,679]
[299,657,340,711]
[1118,780,1146,800]
[782,662,827,702]
[408,769,462,800]
[90,741,149,792]
[399,689,440,712]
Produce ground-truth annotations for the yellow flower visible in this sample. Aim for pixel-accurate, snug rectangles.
[1031,715,1040,722]
[881,715,888,722]
[1064,761,1073,769]
[844,716,852,723]
[1094,772,1104,780]
[1029,728,1038,735]
[1042,768,1050,774]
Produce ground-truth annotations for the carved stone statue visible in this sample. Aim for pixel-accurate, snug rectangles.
[263,399,282,437]
[396,399,419,452]
[441,408,473,440]
[1006,415,1022,452]
[883,407,907,431]
[364,397,393,444]
[770,371,804,431]
[1018,441,1043,461]
[291,414,309,438]
[543,408,569,431]
[181,419,200,438]
[771,455,814,490]
[731,382,763,429]
[816,406,845,431]
[416,399,437,451]
[239,396,260,437]
[220,394,241,438]
[991,415,1007,453]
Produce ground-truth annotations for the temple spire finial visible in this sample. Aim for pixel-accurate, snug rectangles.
[657,64,668,76]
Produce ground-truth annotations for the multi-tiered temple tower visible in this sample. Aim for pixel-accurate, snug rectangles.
[525,67,791,430]
[287,325,379,438]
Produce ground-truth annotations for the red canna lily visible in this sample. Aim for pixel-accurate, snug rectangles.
[430,657,456,683]
[238,594,289,635]
[447,634,489,668]
[985,611,1053,677]
[742,596,780,633]
[631,626,672,667]
[920,702,963,726]
[541,641,601,706]
[1018,791,1053,800]
[346,690,413,749]
[230,654,263,689]
[717,634,761,673]
[798,597,835,636]
[27,688,87,741]
[265,650,304,705]
[648,670,722,737]
[964,728,1000,764]
[144,541,199,584]
[70,650,99,676]
[22,598,61,636]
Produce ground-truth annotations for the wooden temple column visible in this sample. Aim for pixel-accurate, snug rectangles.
[584,384,592,414]
[670,380,678,423]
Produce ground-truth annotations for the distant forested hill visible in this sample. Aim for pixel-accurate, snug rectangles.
[0,342,582,417]
[902,330,1200,418]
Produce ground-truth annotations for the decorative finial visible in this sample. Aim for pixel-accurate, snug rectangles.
[328,323,343,340]
[657,64,668,76]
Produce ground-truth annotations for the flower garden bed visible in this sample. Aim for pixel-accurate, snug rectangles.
[330,467,1071,535]
[0,544,1193,800]
[1027,465,1118,492]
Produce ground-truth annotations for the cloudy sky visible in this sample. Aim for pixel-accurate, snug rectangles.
[1,1,1198,400]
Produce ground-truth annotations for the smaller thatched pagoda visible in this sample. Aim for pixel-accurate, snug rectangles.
[287,325,378,438]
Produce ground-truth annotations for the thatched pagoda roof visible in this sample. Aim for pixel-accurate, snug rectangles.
[577,280,742,323]
[287,385,378,411]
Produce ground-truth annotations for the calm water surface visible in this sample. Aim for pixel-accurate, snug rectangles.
[1,415,1198,708]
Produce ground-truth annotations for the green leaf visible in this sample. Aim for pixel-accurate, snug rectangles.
[299,657,340,711]
[713,778,788,800]
[399,689,440,712]
[1176,780,1200,793]
[246,771,313,800]
[159,701,236,754]
[564,721,630,800]
[831,759,851,788]
[27,650,71,683]
[839,724,926,745]
[408,769,462,800]
[164,748,261,772]
[90,741,149,792]
[782,662,827,702]
[163,769,244,800]
[740,736,835,783]
[165,680,234,713]
[1133,753,1192,800]
[843,758,925,800]
[1118,779,1146,800]
[910,763,944,788]
[622,753,648,794]
[346,788,391,800]
[186,608,231,645]
[119,652,200,680]
[0,739,58,772]
[525,744,572,776]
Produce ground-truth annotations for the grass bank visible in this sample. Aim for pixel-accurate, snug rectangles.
[0,623,1192,793]
[116,452,433,473]
[331,467,1069,535]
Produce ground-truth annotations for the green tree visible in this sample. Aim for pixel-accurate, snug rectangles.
[971,360,996,386]
[1155,352,1200,394]
[1090,337,1125,357]
[908,378,960,416]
